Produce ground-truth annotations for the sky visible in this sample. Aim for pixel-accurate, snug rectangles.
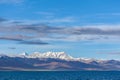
[0,0,120,59]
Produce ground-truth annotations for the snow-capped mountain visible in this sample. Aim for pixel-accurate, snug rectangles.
[0,51,107,62]
[9,51,97,62]
[28,52,74,60]
[24,52,103,63]
[0,51,120,71]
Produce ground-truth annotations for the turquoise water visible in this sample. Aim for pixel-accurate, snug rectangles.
[0,71,119,80]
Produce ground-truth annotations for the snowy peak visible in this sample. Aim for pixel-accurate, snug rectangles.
[29,52,74,60]
[43,52,73,59]
[0,51,105,62]
[20,52,28,56]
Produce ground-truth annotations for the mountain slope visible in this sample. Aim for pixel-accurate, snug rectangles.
[0,52,120,71]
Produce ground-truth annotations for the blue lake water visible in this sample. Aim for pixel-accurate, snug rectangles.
[0,71,120,80]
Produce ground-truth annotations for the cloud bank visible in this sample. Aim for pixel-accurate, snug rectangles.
[0,18,120,45]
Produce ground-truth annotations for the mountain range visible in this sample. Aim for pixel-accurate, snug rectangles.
[0,52,120,71]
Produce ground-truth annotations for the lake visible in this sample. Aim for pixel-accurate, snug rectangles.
[0,71,119,80]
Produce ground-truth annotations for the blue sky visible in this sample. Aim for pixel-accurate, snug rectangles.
[0,0,120,59]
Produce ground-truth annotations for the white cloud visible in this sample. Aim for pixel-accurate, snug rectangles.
[40,17,75,23]
[2,18,120,44]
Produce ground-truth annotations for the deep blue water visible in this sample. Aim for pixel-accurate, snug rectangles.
[0,71,120,80]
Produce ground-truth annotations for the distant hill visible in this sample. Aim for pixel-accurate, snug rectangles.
[0,52,120,71]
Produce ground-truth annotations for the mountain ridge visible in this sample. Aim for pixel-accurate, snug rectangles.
[0,51,120,71]
[4,51,104,62]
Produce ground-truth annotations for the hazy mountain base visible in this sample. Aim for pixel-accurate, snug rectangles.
[0,56,120,71]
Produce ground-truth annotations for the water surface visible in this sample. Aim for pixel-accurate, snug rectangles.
[0,71,119,80]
